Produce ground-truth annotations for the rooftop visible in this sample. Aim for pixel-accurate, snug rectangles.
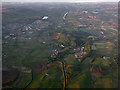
[42,16,48,20]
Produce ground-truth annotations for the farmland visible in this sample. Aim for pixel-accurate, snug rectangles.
[2,2,118,88]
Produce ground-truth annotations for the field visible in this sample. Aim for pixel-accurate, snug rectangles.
[2,2,118,89]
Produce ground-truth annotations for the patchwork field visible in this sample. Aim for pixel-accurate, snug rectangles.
[2,2,118,89]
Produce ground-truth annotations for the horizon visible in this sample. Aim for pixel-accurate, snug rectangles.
[2,0,119,2]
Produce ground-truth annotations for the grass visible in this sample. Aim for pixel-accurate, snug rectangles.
[23,44,50,67]
[79,29,100,35]
[3,48,28,67]
[92,57,110,70]
[67,72,92,88]
[94,77,113,88]
[92,41,114,57]
[64,54,77,65]
[16,73,32,88]
[27,71,45,88]
[67,57,92,88]
[28,62,63,88]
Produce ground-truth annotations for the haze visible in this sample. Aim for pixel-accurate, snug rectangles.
[2,0,119,2]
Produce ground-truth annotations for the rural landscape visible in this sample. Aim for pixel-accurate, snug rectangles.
[2,2,118,88]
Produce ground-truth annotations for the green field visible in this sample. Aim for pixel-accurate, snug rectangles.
[2,2,118,88]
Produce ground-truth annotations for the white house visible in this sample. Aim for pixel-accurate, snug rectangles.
[60,45,65,48]
[42,16,48,20]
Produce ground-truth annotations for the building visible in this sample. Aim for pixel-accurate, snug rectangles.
[82,11,88,14]
[42,16,48,20]
[4,35,10,39]
[51,49,59,58]
[92,11,99,14]
[103,56,110,60]
[60,44,65,48]
[24,70,31,74]
[81,47,84,51]
[42,41,46,44]
[46,73,49,76]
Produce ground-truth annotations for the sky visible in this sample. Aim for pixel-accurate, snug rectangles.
[1,0,119,2]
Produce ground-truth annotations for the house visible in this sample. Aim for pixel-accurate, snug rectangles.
[12,37,16,40]
[24,70,31,74]
[57,26,61,28]
[42,41,46,44]
[101,31,104,34]
[10,33,14,36]
[81,47,84,51]
[29,32,33,34]
[51,49,59,58]
[78,59,81,62]
[46,73,49,76]
[75,49,87,59]
[77,47,80,50]
[103,56,110,60]
[74,48,76,50]
[26,27,28,30]
[103,36,106,38]
[82,11,88,14]
[42,16,48,20]
[60,44,65,48]
[92,11,99,14]
[93,44,96,46]
[28,37,31,40]
[82,52,87,56]
[4,35,10,39]
[78,25,88,28]
[28,26,32,30]
[22,32,25,34]
[74,52,81,58]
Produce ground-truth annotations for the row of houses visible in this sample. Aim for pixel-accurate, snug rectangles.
[4,33,16,40]
[50,49,59,58]
[74,47,86,62]
[103,56,110,60]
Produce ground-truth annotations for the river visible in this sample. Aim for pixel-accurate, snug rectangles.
[63,12,68,20]
[61,61,67,89]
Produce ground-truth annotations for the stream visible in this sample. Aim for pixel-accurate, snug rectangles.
[61,61,67,89]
